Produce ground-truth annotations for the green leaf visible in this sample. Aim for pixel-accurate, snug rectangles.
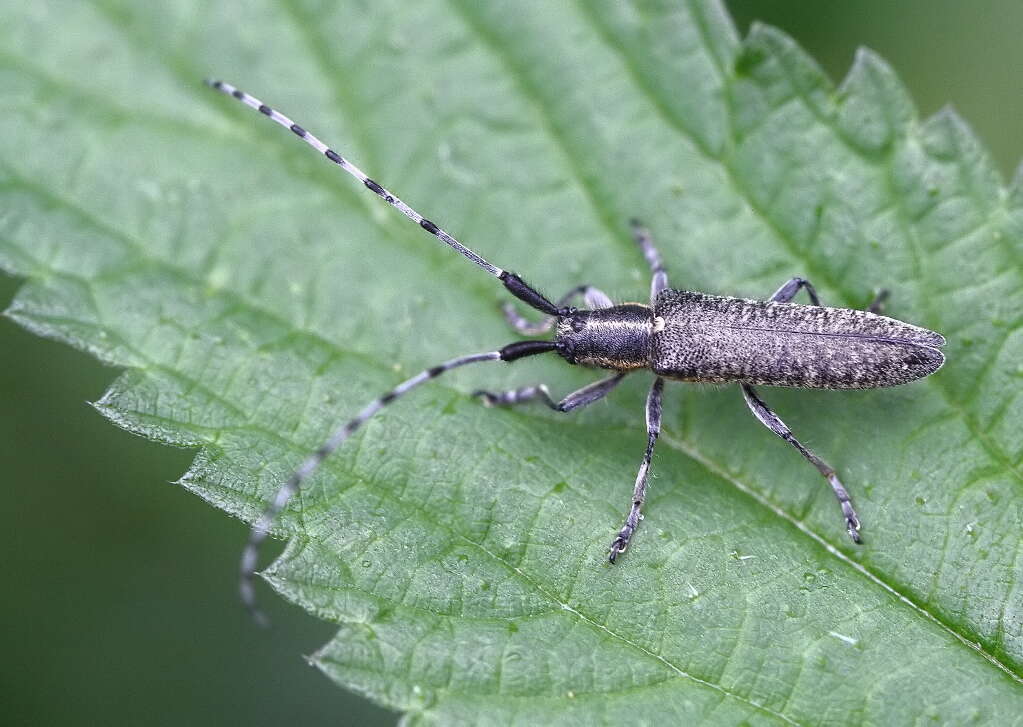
[2,1,1021,723]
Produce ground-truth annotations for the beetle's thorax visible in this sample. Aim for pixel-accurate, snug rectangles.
[556,304,653,370]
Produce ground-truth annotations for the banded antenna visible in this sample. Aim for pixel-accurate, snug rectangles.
[206,79,566,317]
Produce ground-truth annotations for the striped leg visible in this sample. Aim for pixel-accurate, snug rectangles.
[751,277,863,543]
[630,219,668,306]
[609,377,664,563]
[240,340,557,625]
[206,80,564,317]
[740,384,862,544]
[475,372,626,412]
[503,284,614,335]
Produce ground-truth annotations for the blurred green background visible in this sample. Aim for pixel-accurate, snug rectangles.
[3,2,1021,725]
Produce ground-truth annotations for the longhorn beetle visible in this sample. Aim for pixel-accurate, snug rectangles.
[207,79,945,623]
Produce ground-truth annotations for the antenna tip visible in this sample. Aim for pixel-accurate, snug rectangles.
[241,579,271,628]
[250,608,271,629]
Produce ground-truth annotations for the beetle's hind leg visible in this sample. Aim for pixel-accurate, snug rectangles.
[502,284,613,335]
[770,277,890,314]
[740,384,862,544]
[609,377,664,563]
[866,289,889,314]
[475,372,626,412]
[770,277,821,305]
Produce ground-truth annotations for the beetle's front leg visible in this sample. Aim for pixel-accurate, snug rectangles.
[609,377,664,563]
[502,284,614,335]
[740,384,862,543]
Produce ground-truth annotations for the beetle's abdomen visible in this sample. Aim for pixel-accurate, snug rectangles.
[651,291,944,389]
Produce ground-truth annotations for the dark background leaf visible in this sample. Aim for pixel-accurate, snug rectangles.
[2,1,1022,724]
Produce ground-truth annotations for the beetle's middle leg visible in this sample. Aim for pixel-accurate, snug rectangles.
[475,372,626,412]
[740,384,862,544]
[502,284,613,335]
[609,376,664,563]
[630,219,668,306]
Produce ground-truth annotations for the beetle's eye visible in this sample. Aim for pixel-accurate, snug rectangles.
[571,317,586,332]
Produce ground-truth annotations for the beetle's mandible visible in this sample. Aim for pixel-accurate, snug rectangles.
[207,80,945,623]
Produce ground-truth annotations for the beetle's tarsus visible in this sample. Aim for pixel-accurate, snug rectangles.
[839,499,862,544]
[847,519,863,544]
[250,608,270,629]
[472,390,496,407]
[609,534,630,564]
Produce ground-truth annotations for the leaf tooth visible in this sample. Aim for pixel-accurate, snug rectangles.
[918,105,1003,197]
[739,22,832,104]
[730,22,834,142]
[1008,160,1023,209]
[836,47,915,154]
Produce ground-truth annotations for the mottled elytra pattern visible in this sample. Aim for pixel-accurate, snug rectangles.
[207,80,945,625]
[652,290,945,388]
